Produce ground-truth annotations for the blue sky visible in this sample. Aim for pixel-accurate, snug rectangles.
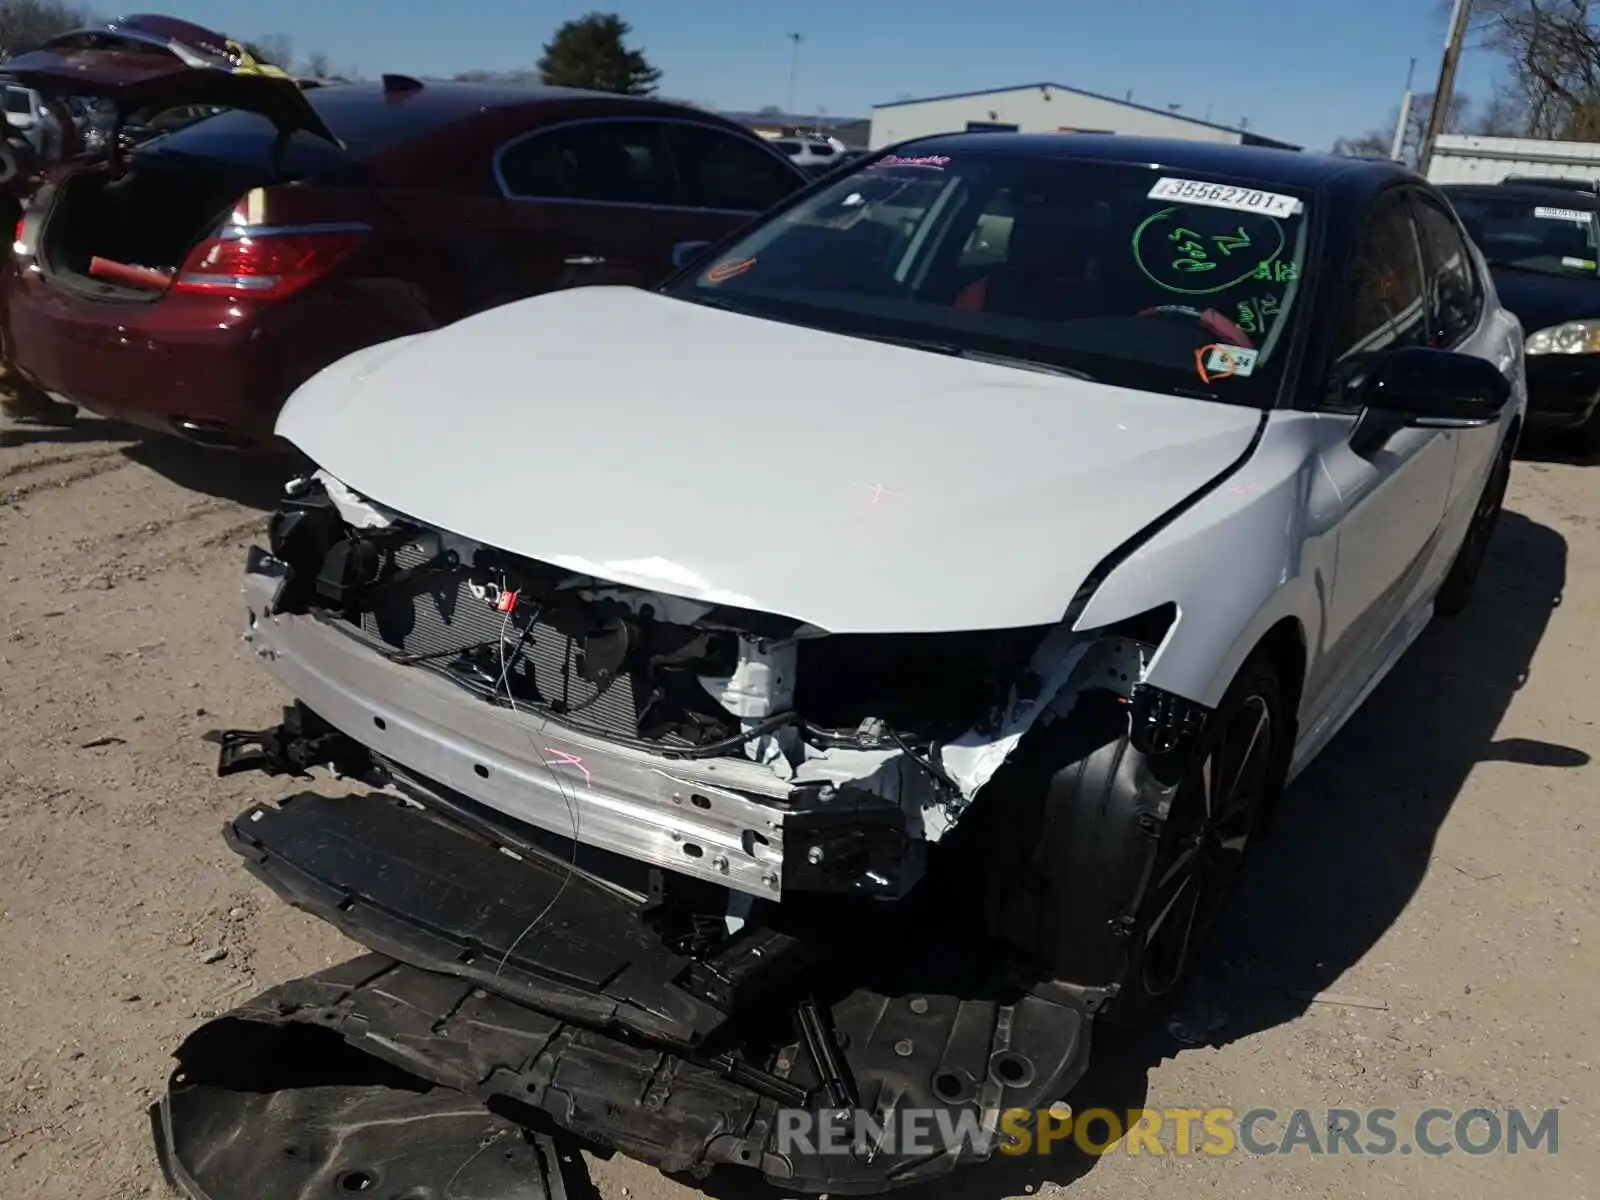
[144,0,1502,151]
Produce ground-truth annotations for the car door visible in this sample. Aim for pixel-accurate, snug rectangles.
[493,118,695,291]
[1312,188,1458,701]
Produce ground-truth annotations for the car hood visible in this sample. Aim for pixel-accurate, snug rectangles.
[1489,264,1600,335]
[0,14,338,146]
[277,288,1264,634]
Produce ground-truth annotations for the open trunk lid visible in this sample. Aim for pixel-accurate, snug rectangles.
[0,14,340,147]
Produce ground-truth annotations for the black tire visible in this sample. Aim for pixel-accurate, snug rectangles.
[1575,402,1600,458]
[967,655,1287,1027]
[1,380,77,426]
[1434,434,1513,617]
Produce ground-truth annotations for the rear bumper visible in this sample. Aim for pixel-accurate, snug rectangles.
[4,269,283,444]
[1525,353,1600,429]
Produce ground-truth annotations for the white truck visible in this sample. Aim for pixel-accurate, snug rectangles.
[1426,133,1600,187]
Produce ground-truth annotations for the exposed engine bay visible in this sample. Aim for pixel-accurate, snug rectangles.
[235,470,1164,901]
[155,470,1190,1197]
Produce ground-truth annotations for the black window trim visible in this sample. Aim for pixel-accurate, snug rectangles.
[1406,186,1486,351]
[491,114,801,215]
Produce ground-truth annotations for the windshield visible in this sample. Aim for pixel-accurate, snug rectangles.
[662,151,1312,405]
[1448,193,1600,279]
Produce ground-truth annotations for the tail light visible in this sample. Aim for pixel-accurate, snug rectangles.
[13,215,25,256]
[172,226,368,300]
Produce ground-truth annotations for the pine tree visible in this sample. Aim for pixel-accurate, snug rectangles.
[536,12,661,96]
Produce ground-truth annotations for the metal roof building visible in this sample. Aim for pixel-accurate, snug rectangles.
[869,83,1299,152]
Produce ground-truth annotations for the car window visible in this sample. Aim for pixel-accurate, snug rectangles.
[663,123,800,212]
[1445,190,1600,280]
[1332,192,1428,361]
[495,131,566,198]
[1412,195,1483,347]
[663,152,1313,408]
[774,140,802,157]
[808,142,836,157]
[5,89,33,116]
[498,121,678,205]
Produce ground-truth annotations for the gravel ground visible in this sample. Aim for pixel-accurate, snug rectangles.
[1,412,1594,1200]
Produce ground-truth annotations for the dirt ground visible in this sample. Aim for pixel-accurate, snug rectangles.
[0,411,1594,1200]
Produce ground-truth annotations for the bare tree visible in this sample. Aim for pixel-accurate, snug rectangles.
[1473,89,1530,135]
[0,0,88,60]
[247,32,293,69]
[1469,0,1600,139]
[303,50,330,79]
[1331,92,1472,164]
[1331,130,1393,157]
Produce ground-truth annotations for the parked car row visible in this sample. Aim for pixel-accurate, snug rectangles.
[0,13,810,445]
[1438,178,1600,448]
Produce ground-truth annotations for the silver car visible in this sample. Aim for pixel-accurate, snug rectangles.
[164,134,1524,1197]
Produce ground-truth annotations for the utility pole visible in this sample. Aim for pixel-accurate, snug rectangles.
[1390,58,1418,162]
[785,32,803,116]
[1418,0,1472,177]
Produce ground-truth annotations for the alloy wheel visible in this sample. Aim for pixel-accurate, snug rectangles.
[1140,693,1274,998]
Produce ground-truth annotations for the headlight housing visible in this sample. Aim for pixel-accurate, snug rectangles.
[1525,319,1600,355]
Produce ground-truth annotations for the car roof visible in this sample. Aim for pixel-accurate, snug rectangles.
[305,78,721,127]
[1439,181,1600,208]
[891,132,1415,197]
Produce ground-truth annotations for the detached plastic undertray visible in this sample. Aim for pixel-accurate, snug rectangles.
[152,791,1094,1195]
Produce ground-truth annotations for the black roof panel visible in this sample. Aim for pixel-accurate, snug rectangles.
[1440,181,1600,209]
[886,132,1411,192]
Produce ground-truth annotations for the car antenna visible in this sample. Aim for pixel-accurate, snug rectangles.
[382,73,425,94]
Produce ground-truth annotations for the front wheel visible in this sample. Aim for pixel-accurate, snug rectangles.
[971,654,1288,1026]
[1574,399,1600,458]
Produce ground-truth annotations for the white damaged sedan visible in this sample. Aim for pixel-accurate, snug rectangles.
[163,133,1525,1197]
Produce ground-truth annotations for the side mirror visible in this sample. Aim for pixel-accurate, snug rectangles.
[672,240,712,270]
[1353,345,1511,428]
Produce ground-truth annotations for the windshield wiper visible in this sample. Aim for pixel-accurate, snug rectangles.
[854,332,963,355]
[856,335,1097,380]
[1487,258,1592,278]
[955,349,1097,381]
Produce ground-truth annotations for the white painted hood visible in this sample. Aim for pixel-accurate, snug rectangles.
[277,287,1262,634]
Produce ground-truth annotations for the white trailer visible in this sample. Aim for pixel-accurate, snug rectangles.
[1426,133,1600,186]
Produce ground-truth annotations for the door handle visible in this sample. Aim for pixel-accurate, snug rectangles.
[563,255,606,266]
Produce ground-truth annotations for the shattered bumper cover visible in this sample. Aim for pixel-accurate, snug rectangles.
[154,789,1093,1194]
[242,555,924,901]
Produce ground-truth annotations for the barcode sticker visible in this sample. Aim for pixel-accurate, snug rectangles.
[1148,177,1302,218]
[1534,206,1590,223]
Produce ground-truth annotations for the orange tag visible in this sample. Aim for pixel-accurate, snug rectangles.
[1195,343,1260,384]
[704,257,755,284]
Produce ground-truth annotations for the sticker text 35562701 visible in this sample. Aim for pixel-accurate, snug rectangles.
[1148,177,1302,219]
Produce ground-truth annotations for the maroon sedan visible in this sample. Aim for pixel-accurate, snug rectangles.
[1,16,806,448]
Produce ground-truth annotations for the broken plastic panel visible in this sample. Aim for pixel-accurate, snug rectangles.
[154,1028,573,1200]
[155,789,1094,1194]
